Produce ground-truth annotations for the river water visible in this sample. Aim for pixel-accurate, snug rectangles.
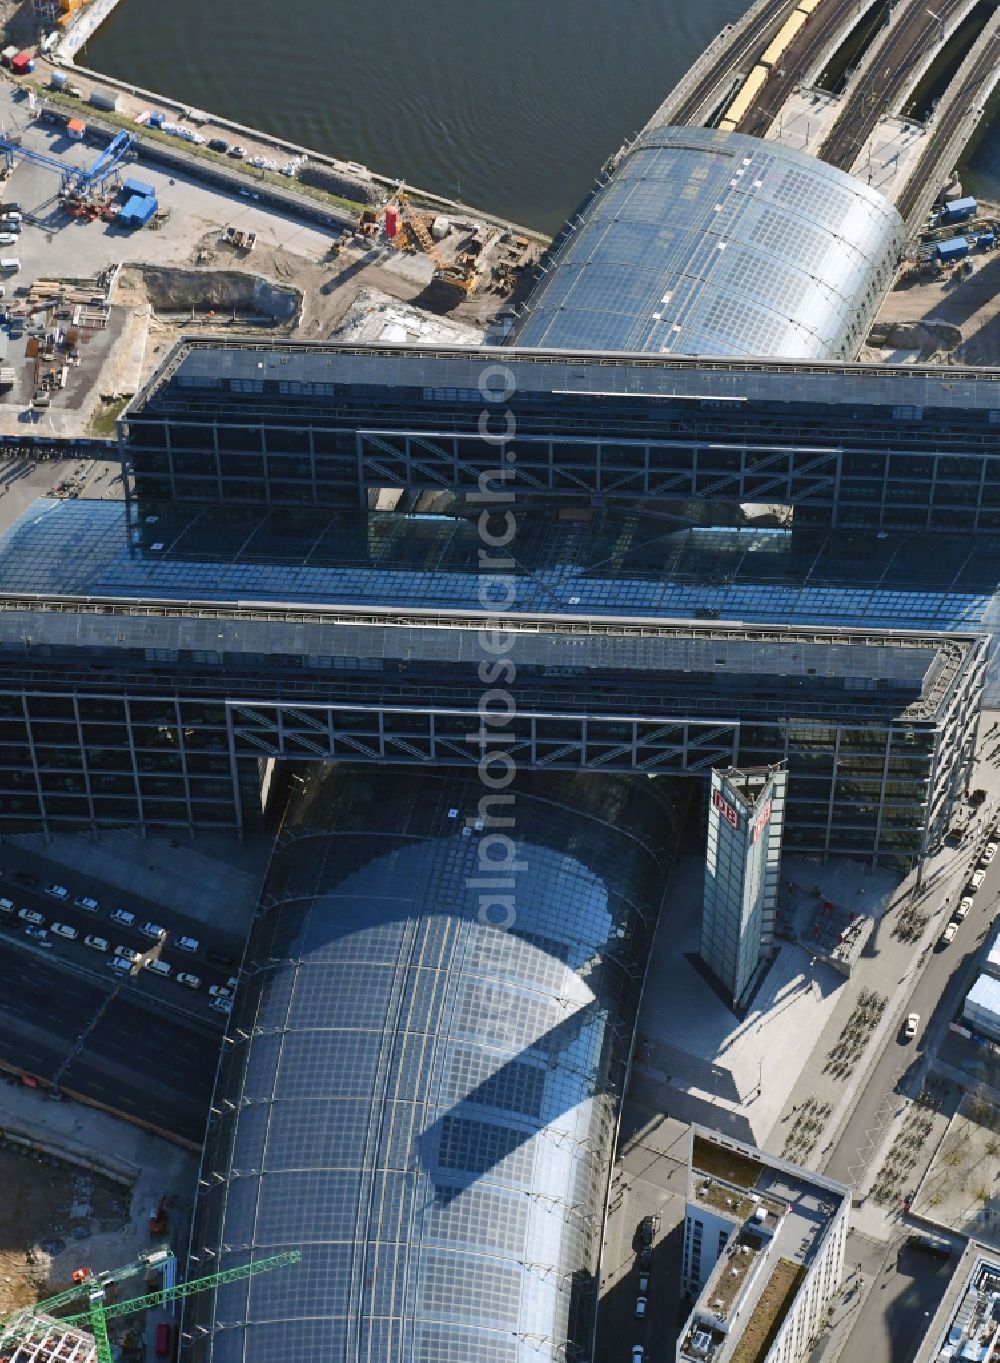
[86,0,1000,231]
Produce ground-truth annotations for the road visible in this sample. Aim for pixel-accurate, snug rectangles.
[830,1234,955,1363]
[818,0,975,170]
[0,937,217,1144]
[824,840,999,1189]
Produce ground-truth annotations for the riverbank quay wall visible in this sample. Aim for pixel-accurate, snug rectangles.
[35,1,548,240]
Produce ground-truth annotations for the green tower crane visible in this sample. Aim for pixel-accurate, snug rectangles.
[0,1248,300,1363]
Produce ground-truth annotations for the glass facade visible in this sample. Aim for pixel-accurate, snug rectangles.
[121,342,1000,532]
[184,767,684,1363]
[510,127,905,360]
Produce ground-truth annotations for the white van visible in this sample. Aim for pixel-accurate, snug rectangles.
[0,259,19,273]
[144,957,172,978]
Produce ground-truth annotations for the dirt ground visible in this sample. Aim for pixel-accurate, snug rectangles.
[0,1135,130,1314]
[868,202,1000,366]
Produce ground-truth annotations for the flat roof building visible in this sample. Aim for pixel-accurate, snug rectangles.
[678,1128,850,1363]
[509,127,905,361]
[912,1242,1000,1362]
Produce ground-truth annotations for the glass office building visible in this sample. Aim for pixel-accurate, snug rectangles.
[121,342,1000,534]
[184,766,683,1363]
[701,766,787,1007]
[0,495,987,865]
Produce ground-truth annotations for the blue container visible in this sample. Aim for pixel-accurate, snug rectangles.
[937,236,969,261]
[148,111,165,128]
[121,177,156,200]
[976,231,996,249]
[943,196,977,223]
[120,194,157,228]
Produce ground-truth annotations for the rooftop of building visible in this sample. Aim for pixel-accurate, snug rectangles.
[966,973,1000,1017]
[0,499,983,722]
[912,1243,1000,1362]
[3,500,1000,637]
[509,127,905,361]
[123,339,1000,424]
[680,1129,849,1363]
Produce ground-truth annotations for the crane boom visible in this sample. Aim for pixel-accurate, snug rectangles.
[59,1250,302,1327]
[0,1249,174,1351]
[88,1297,113,1363]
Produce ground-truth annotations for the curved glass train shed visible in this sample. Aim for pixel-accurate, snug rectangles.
[511,126,905,360]
[185,768,683,1363]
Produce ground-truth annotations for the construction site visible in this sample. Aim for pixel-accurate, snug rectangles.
[0,66,543,436]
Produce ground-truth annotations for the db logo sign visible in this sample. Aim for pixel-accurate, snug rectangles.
[752,800,772,844]
[713,788,740,831]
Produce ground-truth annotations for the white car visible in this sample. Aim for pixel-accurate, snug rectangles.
[208,983,232,999]
[175,935,200,954]
[114,944,140,963]
[903,1012,920,1041]
[144,958,171,978]
[74,895,100,913]
[939,921,958,947]
[632,1349,645,1362]
[18,907,44,925]
[44,883,69,901]
[140,921,166,940]
[176,972,201,990]
[83,934,109,952]
[109,908,135,927]
[634,1296,647,1319]
[955,896,974,921]
[107,956,133,975]
[0,233,18,246]
[971,869,986,890]
[209,996,231,1015]
[984,844,998,865]
[50,922,78,940]
[24,925,49,941]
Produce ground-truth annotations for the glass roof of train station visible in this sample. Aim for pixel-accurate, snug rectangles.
[508,127,905,360]
[2,498,998,638]
[184,768,683,1363]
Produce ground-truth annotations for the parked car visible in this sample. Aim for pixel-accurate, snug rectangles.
[74,895,100,913]
[227,144,246,159]
[634,1297,647,1319]
[0,896,14,915]
[140,921,166,940]
[107,956,133,975]
[638,1248,652,1270]
[18,907,44,925]
[44,883,69,901]
[208,983,232,999]
[175,935,200,954]
[638,1274,649,1293]
[971,869,986,890]
[632,1347,645,1362]
[639,1214,659,1246]
[83,934,109,952]
[0,233,18,247]
[939,921,958,948]
[207,137,229,153]
[50,922,78,940]
[209,996,232,1015]
[114,945,140,963]
[109,907,135,927]
[903,1012,920,1041]
[176,972,201,990]
[144,958,172,978]
[985,842,998,864]
[955,896,974,921]
[24,925,49,940]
